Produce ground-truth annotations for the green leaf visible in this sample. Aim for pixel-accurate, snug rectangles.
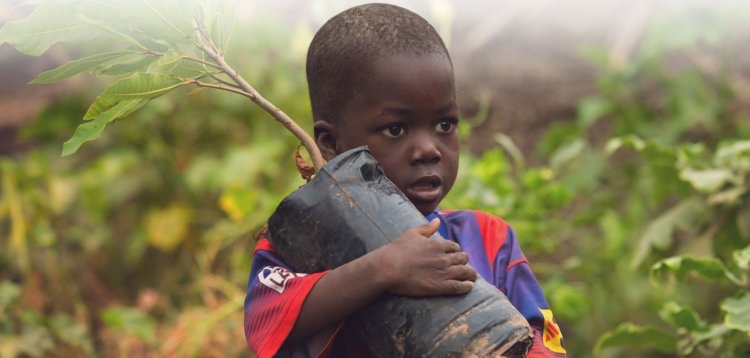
[0,2,95,56]
[633,198,705,266]
[100,307,156,344]
[100,73,186,99]
[98,55,158,77]
[31,52,133,84]
[83,73,183,120]
[679,168,733,193]
[595,323,677,353]
[153,49,183,73]
[651,256,729,283]
[722,293,750,335]
[659,301,708,332]
[63,99,147,156]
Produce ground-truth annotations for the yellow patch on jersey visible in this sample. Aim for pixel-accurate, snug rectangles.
[540,309,566,354]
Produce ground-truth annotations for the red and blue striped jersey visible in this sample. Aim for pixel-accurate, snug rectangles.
[244,209,566,357]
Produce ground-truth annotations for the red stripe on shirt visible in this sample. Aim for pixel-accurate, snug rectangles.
[506,257,529,272]
[472,210,508,267]
[254,238,274,254]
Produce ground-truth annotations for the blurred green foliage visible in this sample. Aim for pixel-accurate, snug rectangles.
[1,1,749,357]
[444,4,750,356]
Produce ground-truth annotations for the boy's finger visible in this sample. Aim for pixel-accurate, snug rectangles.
[449,252,469,265]
[443,280,474,295]
[442,240,461,253]
[448,264,478,282]
[416,218,440,237]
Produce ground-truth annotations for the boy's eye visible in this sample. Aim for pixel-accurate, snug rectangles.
[382,125,406,138]
[435,119,457,133]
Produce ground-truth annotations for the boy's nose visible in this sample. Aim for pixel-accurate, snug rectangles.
[410,136,441,165]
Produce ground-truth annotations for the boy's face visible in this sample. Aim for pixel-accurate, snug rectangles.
[316,53,459,215]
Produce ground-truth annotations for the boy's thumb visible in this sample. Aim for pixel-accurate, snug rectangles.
[417,218,440,237]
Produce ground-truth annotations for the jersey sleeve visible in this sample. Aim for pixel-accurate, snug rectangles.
[244,238,338,358]
[490,219,567,357]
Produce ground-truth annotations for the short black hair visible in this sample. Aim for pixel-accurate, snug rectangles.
[306,3,452,125]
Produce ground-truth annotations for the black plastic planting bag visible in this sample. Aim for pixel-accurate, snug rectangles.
[268,147,533,357]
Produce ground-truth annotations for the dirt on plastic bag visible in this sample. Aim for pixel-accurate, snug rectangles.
[268,146,533,357]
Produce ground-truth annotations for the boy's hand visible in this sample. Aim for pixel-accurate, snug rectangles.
[375,219,478,296]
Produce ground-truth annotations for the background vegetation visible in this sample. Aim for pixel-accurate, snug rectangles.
[1,0,749,357]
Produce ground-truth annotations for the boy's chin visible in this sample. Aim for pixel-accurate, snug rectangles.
[413,201,439,217]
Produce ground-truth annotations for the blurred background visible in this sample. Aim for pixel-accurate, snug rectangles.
[1,0,749,356]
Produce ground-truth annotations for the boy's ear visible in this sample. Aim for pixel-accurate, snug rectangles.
[313,121,338,161]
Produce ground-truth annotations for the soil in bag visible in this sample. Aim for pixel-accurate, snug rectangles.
[267,146,533,357]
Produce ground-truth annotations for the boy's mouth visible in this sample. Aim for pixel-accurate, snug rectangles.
[405,175,442,203]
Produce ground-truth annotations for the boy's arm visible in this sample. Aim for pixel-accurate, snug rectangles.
[245,219,477,357]
[288,218,477,343]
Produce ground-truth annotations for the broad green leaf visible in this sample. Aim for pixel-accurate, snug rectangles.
[100,307,156,344]
[98,55,158,77]
[737,202,750,240]
[83,73,183,120]
[31,52,133,84]
[63,99,147,156]
[153,49,183,73]
[633,198,704,266]
[722,293,750,334]
[651,256,729,283]
[659,301,708,332]
[595,323,677,353]
[99,73,186,100]
[679,168,733,193]
[83,96,119,121]
[0,2,95,56]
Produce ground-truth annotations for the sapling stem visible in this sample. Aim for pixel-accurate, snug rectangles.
[192,23,326,172]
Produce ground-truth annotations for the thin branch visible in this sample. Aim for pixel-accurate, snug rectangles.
[210,74,241,89]
[192,80,253,99]
[193,28,325,172]
[182,55,223,71]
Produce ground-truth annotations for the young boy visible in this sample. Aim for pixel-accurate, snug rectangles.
[245,4,565,357]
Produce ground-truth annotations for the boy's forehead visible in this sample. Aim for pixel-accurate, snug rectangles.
[335,53,455,128]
